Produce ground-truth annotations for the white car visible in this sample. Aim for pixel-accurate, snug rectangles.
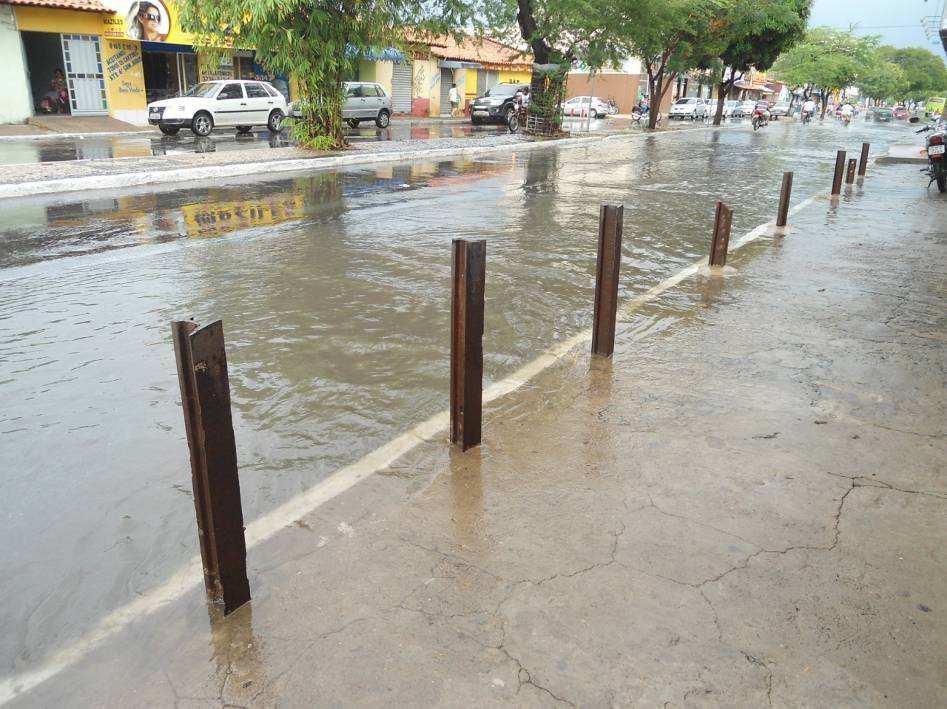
[731,100,759,119]
[147,80,287,137]
[669,97,711,120]
[562,96,611,119]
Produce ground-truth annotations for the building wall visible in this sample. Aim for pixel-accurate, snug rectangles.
[0,7,32,123]
[102,38,146,124]
[411,57,440,116]
[498,68,531,84]
[567,73,641,114]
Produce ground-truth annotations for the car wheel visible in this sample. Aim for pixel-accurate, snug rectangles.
[267,109,284,133]
[236,125,252,135]
[191,112,213,137]
[471,117,483,126]
[375,110,390,129]
[158,125,180,136]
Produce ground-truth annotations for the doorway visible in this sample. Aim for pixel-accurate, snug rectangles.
[142,50,197,103]
[22,31,71,115]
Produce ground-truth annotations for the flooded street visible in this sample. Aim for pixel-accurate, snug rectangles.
[0,118,917,674]
[0,122,509,165]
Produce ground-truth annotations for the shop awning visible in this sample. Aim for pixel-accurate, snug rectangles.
[1,0,110,11]
[734,80,774,93]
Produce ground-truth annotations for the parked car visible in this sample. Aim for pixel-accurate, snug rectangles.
[731,100,758,119]
[892,106,909,120]
[562,96,612,119]
[147,80,287,137]
[470,83,530,125]
[288,82,392,129]
[769,102,791,118]
[721,100,741,118]
[872,107,893,122]
[668,97,710,120]
[341,82,392,128]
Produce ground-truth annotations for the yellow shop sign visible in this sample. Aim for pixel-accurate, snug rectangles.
[101,0,197,45]
[180,194,306,238]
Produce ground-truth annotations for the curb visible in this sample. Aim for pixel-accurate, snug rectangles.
[0,133,623,200]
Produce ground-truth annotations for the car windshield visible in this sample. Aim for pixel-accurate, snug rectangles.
[675,99,695,104]
[485,84,521,97]
[182,82,219,98]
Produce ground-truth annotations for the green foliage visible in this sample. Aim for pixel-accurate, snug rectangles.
[609,0,732,127]
[856,58,906,103]
[771,27,878,98]
[877,46,947,101]
[176,0,477,149]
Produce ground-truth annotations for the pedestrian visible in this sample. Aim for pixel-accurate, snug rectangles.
[448,83,461,117]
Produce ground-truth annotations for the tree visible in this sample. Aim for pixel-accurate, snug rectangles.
[856,55,907,104]
[877,46,947,102]
[707,0,811,125]
[177,0,477,149]
[771,28,877,117]
[481,0,630,133]
[616,0,732,128]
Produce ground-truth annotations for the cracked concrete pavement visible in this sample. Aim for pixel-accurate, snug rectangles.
[6,162,945,707]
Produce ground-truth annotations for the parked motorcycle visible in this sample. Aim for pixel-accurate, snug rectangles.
[917,121,946,193]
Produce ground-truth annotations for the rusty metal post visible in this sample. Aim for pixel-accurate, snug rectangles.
[858,142,870,176]
[450,239,485,451]
[172,320,250,615]
[591,204,624,357]
[846,158,857,184]
[709,201,733,267]
[776,171,793,227]
[831,150,846,195]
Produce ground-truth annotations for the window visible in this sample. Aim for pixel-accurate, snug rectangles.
[263,84,279,97]
[346,85,363,98]
[245,82,268,98]
[373,85,386,97]
[217,83,244,100]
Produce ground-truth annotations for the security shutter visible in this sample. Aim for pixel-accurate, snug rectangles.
[391,61,413,113]
[440,68,453,115]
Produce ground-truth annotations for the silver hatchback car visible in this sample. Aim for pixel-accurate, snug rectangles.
[342,82,392,128]
[289,81,393,128]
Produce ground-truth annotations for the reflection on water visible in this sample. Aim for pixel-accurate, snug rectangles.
[0,120,909,671]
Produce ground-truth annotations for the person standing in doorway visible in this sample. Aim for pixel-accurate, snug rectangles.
[448,83,461,117]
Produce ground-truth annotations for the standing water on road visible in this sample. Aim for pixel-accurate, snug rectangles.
[0,119,910,675]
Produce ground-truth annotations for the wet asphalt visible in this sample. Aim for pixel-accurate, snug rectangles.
[0,118,925,674]
[0,122,512,165]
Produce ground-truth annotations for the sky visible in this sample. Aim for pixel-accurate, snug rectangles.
[809,0,946,55]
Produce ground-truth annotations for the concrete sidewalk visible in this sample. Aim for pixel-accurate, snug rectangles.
[5,163,944,707]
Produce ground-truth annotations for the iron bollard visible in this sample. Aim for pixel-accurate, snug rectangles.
[858,142,870,176]
[171,320,251,615]
[831,150,846,195]
[709,201,734,267]
[591,204,624,357]
[776,171,793,227]
[846,158,857,184]
[450,239,485,451]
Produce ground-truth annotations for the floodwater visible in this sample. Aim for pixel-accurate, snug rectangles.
[0,122,509,165]
[0,118,914,676]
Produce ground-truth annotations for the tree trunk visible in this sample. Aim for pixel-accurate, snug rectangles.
[648,73,662,129]
[714,81,733,126]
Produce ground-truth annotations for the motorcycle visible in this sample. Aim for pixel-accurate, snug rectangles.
[751,108,769,131]
[800,110,813,125]
[917,120,947,193]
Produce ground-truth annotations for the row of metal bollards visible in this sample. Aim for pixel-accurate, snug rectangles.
[170,139,872,614]
[832,141,872,195]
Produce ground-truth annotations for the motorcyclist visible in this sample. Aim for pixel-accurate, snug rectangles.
[801,98,817,122]
[753,98,771,124]
[840,103,854,124]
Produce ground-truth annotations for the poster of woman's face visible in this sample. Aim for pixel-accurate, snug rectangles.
[126,0,170,42]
